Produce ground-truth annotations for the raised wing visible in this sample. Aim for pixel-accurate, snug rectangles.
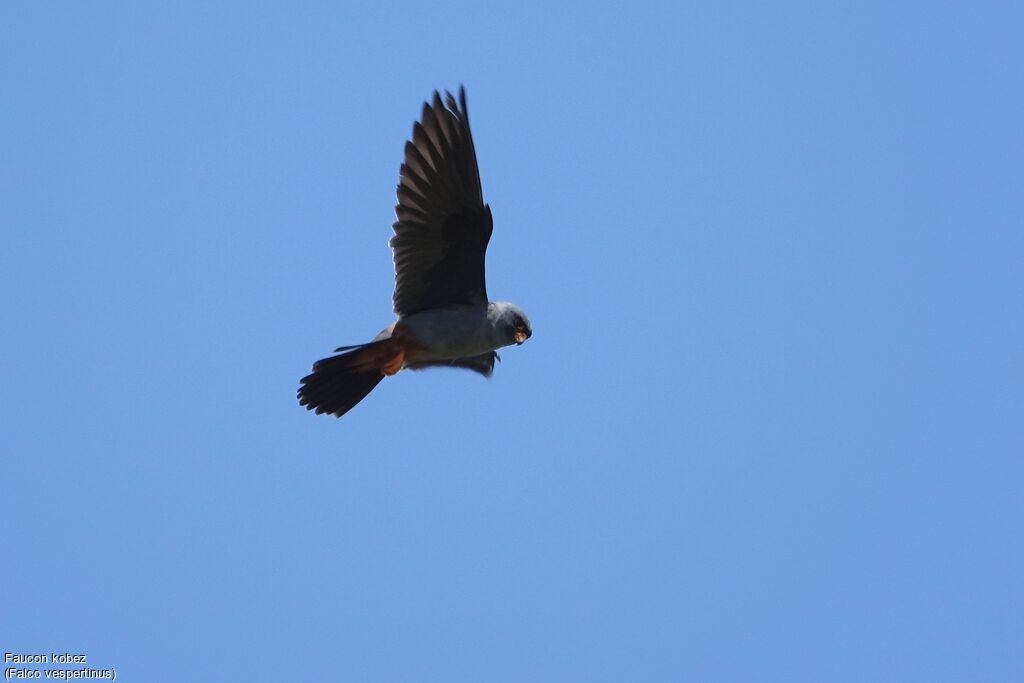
[390,87,493,316]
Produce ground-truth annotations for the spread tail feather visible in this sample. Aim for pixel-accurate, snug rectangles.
[298,339,396,418]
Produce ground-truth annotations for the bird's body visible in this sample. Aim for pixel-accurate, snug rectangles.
[298,88,531,419]
[403,302,526,363]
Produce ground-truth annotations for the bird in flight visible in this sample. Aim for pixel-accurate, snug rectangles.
[298,87,532,419]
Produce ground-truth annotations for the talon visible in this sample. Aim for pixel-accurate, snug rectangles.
[381,351,405,376]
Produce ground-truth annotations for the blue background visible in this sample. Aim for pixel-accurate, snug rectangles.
[4,2,1022,680]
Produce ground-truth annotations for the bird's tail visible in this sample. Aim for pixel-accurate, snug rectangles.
[297,338,399,418]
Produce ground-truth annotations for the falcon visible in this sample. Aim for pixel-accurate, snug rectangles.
[298,87,532,418]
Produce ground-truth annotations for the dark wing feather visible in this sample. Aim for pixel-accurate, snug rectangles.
[390,87,492,316]
[405,351,499,377]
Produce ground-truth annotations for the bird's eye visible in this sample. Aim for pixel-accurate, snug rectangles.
[514,318,525,331]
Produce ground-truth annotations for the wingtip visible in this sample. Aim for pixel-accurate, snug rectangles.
[460,86,469,119]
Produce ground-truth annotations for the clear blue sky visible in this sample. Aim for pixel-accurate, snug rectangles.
[3,2,1021,681]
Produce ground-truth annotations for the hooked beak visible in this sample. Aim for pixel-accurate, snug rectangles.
[514,329,531,345]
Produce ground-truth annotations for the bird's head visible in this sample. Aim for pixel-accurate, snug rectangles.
[490,302,532,347]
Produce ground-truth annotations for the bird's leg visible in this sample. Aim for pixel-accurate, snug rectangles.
[381,350,405,376]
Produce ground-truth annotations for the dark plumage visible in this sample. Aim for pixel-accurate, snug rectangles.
[391,89,493,316]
